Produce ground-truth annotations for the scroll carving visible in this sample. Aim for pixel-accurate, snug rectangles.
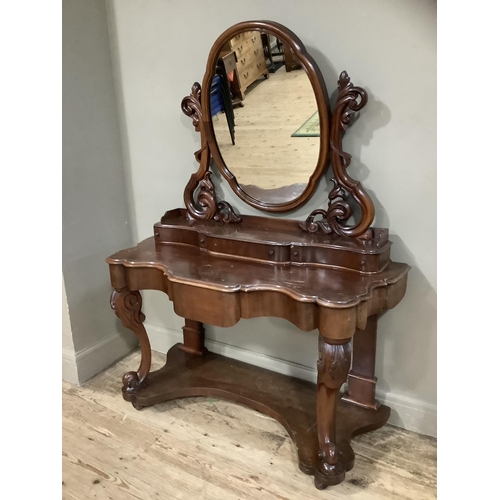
[181,82,203,132]
[111,288,151,394]
[301,71,375,240]
[181,82,240,223]
[214,201,242,223]
[315,337,352,489]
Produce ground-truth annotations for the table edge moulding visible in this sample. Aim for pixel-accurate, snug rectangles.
[105,20,410,490]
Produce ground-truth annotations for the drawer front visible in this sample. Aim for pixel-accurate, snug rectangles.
[205,237,290,263]
[229,30,254,46]
[238,63,257,87]
[236,42,264,71]
[229,30,259,48]
[239,59,267,87]
[233,33,264,61]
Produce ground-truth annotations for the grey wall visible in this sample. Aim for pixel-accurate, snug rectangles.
[106,0,436,435]
[62,0,137,383]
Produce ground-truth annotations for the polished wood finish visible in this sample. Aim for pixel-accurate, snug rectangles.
[107,221,409,489]
[156,209,391,274]
[183,20,376,230]
[180,319,206,356]
[120,343,390,477]
[106,19,411,491]
[110,288,151,399]
[107,236,409,330]
[192,20,332,214]
[342,315,380,410]
[301,71,375,238]
[315,336,353,488]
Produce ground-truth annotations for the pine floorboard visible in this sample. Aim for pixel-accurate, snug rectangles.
[62,350,437,499]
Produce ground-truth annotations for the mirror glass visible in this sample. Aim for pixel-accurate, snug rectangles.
[211,30,320,205]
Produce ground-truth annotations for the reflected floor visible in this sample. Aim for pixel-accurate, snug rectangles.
[213,65,320,191]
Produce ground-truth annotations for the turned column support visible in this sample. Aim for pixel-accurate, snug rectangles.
[342,315,379,410]
[111,288,151,399]
[179,319,207,356]
[314,335,352,489]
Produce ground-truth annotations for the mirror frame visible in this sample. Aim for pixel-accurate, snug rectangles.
[201,20,331,212]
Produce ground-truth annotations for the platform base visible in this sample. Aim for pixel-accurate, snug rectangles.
[123,344,390,484]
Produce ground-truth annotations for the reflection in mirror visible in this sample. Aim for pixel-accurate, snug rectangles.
[211,31,320,205]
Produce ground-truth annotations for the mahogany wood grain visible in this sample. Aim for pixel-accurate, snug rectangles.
[315,336,353,488]
[107,21,410,490]
[156,209,391,274]
[110,288,151,400]
[180,319,206,356]
[201,21,331,212]
[342,315,380,410]
[107,219,409,490]
[122,343,390,478]
[107,236,409,341]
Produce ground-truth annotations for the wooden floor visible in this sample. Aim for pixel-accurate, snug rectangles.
[62,350,437,500]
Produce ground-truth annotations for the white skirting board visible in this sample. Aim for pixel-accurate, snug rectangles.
[62,347,80,385]
[64,330,138,385]
[144,322,437,438]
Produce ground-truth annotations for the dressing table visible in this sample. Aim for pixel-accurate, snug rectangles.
[106,21,410,490]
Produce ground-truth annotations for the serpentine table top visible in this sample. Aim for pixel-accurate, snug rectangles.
[107,228,409,341]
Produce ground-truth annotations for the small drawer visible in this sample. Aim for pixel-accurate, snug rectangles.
[230,30,258,47]
[206,237,289,263]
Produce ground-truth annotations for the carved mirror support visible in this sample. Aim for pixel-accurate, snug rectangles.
[300,71,375,239]
[181,21,375,239]
[181,83,241,223]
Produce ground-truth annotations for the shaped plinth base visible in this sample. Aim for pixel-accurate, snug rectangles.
[122,344,390,485]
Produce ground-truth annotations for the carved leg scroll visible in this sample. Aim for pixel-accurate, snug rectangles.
[111,288,151,403]
[342,315,379,410]
[315,336,352,489]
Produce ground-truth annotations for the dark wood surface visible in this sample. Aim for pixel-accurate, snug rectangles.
[108,235,408,305]
[107,228,409,489]
[108,20,410,491]
[182,20,332,216]
[342,315,380,410]
[107,215,409,489]
[156,209,392,274]
[123,343,391,484]
[107,236,408,335]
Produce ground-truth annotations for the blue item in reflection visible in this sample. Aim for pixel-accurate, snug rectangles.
[210,66,235,146]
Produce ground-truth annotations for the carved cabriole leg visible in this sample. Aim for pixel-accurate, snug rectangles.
[314,336,352,490]
[179,319,206,356]
[342,315,380,410]
[110,288,151,404]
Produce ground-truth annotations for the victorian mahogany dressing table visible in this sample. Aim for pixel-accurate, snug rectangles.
[106,21,410,490]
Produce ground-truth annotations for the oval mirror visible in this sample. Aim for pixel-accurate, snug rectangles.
[202,22,330,212]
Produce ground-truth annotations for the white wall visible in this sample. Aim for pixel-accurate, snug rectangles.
[107,0,436,436]
[62,0,138,383]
